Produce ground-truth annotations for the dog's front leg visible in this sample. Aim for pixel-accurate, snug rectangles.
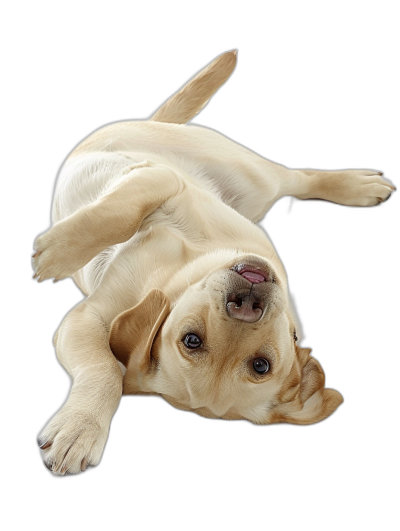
[38,302,123,475]
[33,162,183,281]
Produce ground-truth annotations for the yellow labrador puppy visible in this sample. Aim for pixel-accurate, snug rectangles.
[33,50,395,475]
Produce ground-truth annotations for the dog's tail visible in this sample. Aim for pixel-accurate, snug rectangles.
[150,50,237,125]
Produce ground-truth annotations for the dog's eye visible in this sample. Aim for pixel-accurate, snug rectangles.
[252,358,270,374]
[183,333,202,349]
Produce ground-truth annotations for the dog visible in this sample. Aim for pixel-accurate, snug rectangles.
[33,50,395,475]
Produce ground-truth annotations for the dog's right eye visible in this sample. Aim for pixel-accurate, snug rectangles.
[252,358,270,374]
[183,333,202,349]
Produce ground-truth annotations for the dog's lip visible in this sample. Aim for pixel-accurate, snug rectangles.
[230,264,269,284]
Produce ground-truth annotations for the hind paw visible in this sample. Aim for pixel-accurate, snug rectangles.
[301,169,395,206]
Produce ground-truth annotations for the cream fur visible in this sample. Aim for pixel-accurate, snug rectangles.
[33,50,394,475]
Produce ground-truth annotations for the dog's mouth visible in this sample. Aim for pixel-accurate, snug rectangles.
[225,262,276,322]
[230,263,270,284]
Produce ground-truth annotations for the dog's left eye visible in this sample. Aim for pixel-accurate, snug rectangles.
[183,333,202,349]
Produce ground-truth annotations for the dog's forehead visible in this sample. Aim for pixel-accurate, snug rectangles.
[160,340,286,419]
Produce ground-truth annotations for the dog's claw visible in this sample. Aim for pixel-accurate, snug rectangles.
[33,273,38,279]
[379,190,395,205]
[81,458,88,471]
[39,441,52,450]
[44,460,53,471]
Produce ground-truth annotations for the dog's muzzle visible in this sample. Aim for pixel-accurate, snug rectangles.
[226,290,264,322]
[225,263,276,323]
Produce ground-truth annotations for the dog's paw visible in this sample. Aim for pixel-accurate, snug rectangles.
[32,221,95,281]
[319,170,396,207]
[38,407,109,475]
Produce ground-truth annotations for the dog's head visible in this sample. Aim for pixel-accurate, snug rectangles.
[109,251,343,424]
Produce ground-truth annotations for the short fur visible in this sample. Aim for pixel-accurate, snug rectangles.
[33,50,395,475]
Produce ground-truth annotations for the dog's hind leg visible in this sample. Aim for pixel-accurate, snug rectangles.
[207,150,395,222]
[33,163,183,281]
[287,168,395,207]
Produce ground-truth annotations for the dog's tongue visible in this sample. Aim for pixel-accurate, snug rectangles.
[240,271,265,283]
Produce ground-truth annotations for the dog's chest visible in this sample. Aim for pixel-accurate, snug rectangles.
[137,225,194,264]
[139,196,207,250]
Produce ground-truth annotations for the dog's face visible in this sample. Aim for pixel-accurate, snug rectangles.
[110,252,343,425]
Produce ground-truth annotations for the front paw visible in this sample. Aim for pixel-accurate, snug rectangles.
[38,407,109,475]
[32,221,94,281]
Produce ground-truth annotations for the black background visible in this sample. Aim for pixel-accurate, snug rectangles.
[16,13,399,502]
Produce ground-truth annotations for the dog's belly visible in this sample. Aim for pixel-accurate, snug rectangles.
[62,121,282,222]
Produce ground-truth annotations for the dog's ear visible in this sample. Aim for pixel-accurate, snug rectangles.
[272,346,343,425]
[109,289,169,374]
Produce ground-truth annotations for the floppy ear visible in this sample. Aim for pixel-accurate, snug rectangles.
[109,289,169,374]
[273,346,343,425]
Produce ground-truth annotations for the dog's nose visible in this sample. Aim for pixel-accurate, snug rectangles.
[226,293,264,323]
